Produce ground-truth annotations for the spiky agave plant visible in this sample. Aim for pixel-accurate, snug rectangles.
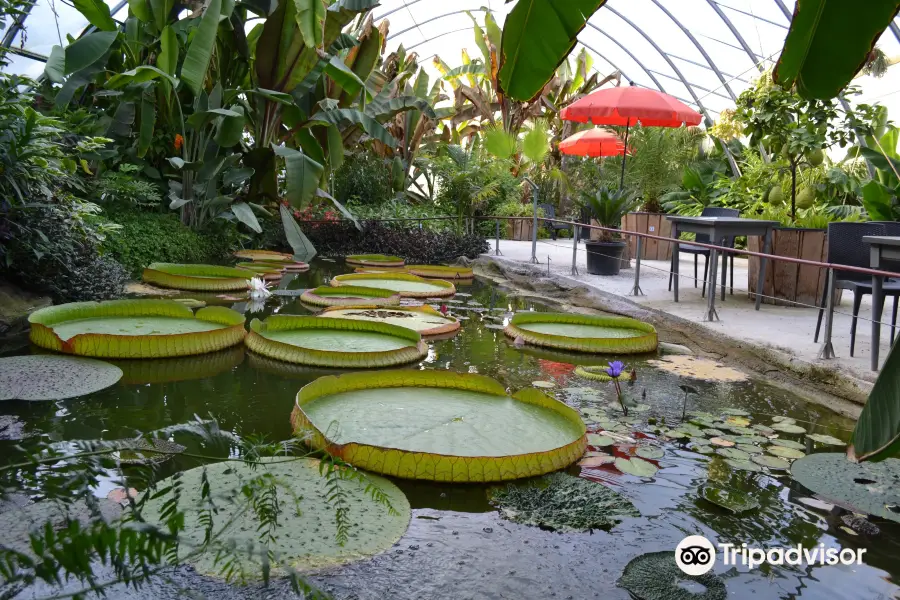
[580,186,641,242]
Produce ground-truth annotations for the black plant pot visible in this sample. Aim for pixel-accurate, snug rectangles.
[585,240,627,276]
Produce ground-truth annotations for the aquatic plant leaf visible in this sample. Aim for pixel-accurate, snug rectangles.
[505,312,658,354]
[29,300,246,359]
[710,437,735,448]
[406,265,474,280]
[752,424,776,435]
[772,416,795,423]
[751,455,791,470]
[636,446,664,460]
[331,273,456,298]
[488,472,638,532]
[578,454,615,467]
[574,365,613,381]
[806,433,845,446]
[725,416,751,427]
[791,453,900,523]
[345,254,405,267]
[246,315,427,368]
[301,286,401,307]
[722,408,751,416]
[587,434,614,447]
[614,457,659,477]
[771,422,807,434]
[700,483,760,514]
[234,249,295,261]
[142,262,256,291]
[735,444,764,455]
[0,355,122,400]
[618,551,727,600]
[291,370,587,482]
[320,305,459,337]
[767,446,806,460]
[532,380,556,389]
[142,458,410,574]
[769,438,806,450]
[725,459,763,472]
[716,447,751,461]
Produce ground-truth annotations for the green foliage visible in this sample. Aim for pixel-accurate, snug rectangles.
[661,161,727,215]
[334,151,394,205]
[346,198,452,232]
[102,208,239,277]
[579,186,640,241]
[495,200,544,218]
[95,164,164,209]
[2,199,128,302]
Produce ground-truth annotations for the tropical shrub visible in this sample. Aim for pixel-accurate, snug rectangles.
[579,187,641,242]
[2,200,127,302]
[94,165,164,209]
[334,151,394,206]
[102,208,239,277]
[345,198,453,232]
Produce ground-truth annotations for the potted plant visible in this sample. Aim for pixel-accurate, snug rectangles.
[580,186,641,275]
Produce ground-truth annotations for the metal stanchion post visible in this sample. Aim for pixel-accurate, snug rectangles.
[571,230,579,276]
[525,178,539,264]
[630,236,645,296]
[818,267,837,359]
[495,219,502,256]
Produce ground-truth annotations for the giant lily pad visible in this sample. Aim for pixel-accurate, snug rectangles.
[142,263,256,291]
[504,312,657,354]
[233,249,294,262]
[320,305,459,337]
[300,286,401,308]
[646,356,748,382]
[574,365,613,381]
[331,273,456,298]
[142,458,410,575]
[246,315,427,368]
[345,254,405,268]
[700,483,760,514]
[0,355,122,400]
[618,551,727,600]
[291,370,587,482]
[406,264,474,280]
[488,472,638,532]
[790,453,900,523]
[29,300,246,358]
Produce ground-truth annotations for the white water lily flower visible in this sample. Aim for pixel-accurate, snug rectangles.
[247,277,272,300]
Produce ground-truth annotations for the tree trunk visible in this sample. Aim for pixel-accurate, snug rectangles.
[790,160,797,222]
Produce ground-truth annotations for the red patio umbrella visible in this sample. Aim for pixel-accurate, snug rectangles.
[560,85,702,187]
[558,128,628,157]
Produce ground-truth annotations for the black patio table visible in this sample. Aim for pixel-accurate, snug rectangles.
[666,216,779,321]
[864,235,900,370]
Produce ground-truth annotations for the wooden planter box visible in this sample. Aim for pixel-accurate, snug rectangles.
[506,218,535,241]
[621,212,673,262]
[748,227,828,307]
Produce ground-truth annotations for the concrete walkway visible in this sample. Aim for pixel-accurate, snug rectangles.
[483,239,898,385]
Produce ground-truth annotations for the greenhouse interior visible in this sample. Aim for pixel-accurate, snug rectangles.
[3,0,900,598]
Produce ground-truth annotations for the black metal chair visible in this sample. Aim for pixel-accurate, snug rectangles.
[814,222,900,355]
[538,203,572,240]
[668,207,740,297]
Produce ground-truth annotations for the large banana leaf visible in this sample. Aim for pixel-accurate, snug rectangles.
[64,31,118,74]
[850,334,900,461]
[275,145,324,207]
[181,0,222,96]
[310,108,398,146]
[294,0,326,49]
[774,0,900,100]
[157,25,178,76]
[73,0,117,31]
[498,0,606,101]
[280,204,318,262]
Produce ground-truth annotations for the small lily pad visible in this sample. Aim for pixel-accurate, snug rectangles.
[772,416,795,423]
[722,408,751,416]
[615,457,659,477]
[691,445,716,455]
[636,446,665,460]
[725,459,763,472]
[578,454,616,468]
[725,416,751,427]
[532,380,556,389]
[752,424,776,435]
[771,422,807,434]
[752,455,791,470]
[736,444,764,455]
[710,437,735,447]
[767,446,806,460]
[618,551,727,600]
[587,434,615,447]
[732,435,768,445]
[703,428,727,437]
[769,438,806,450]
[727,426,756,436]
[0,355,123,401]
[700,483,760,514]
[806,433,844,446]
[716,447,751,461]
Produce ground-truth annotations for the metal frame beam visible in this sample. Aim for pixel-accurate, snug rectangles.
[387,9,486,41]
[704,0,766,70]
[665,51,750,84]
[713,1,788,29]
[584,23,667,94]
[647,69,732,101]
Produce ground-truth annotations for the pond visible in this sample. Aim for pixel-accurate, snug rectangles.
[1,258,898,600]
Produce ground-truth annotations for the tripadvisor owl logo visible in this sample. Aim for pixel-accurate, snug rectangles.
[675,535,716,576]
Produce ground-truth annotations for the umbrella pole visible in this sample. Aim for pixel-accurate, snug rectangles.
[619,119,630,190]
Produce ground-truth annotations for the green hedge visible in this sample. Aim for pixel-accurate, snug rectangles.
[103,209,238,277]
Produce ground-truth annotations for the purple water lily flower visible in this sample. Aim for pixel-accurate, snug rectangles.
[606,361,625,379]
